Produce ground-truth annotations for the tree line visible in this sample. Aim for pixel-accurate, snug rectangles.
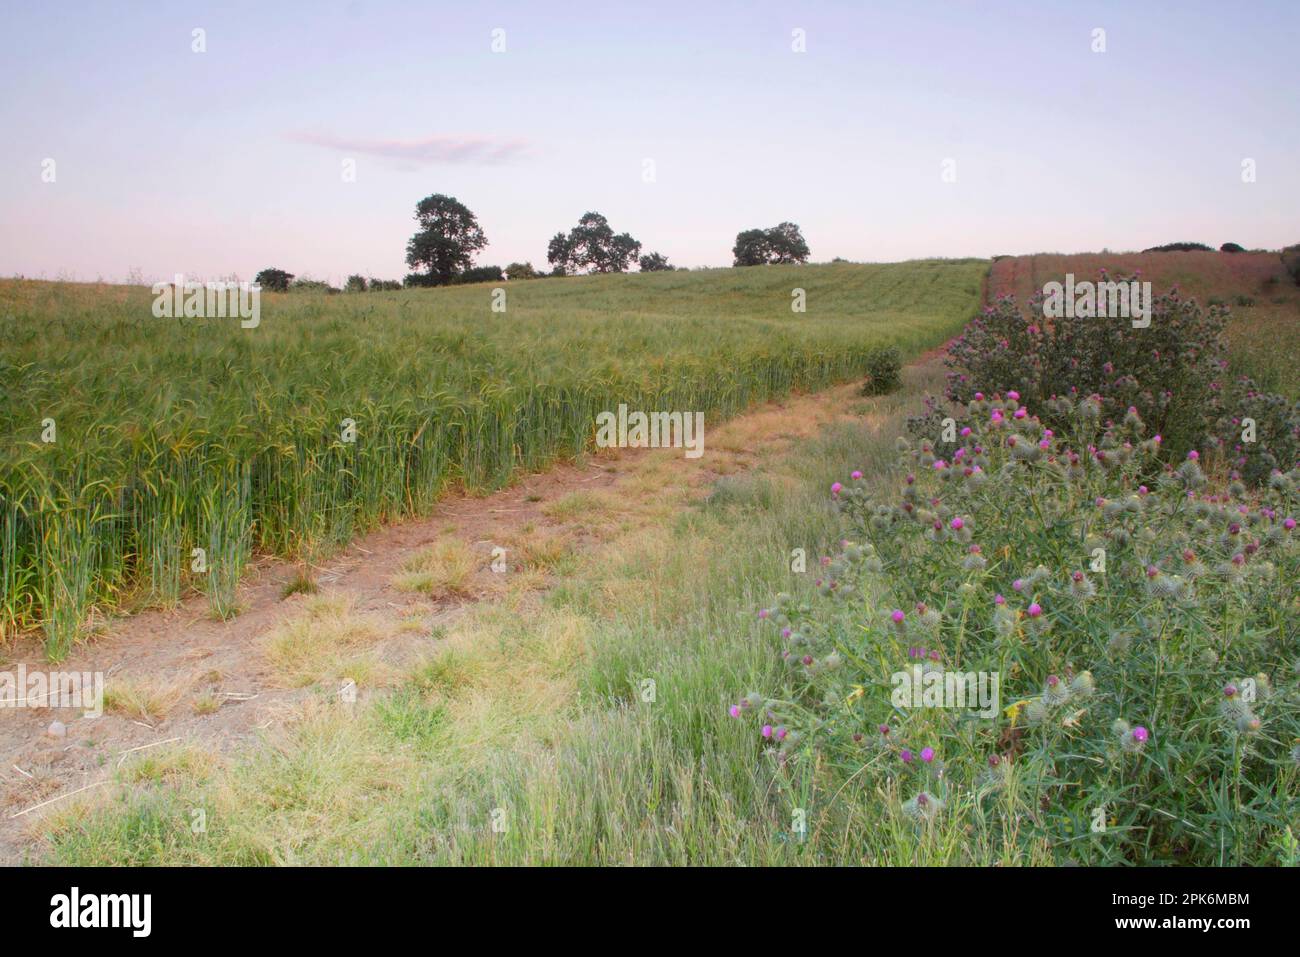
[255,194,811,292]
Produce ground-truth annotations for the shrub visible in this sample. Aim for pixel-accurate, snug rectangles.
[1282,245,1300,286]
[936,285,1299,484]
[290,278,339,294]
[638,252,672,272]
[504,262,538,280]
[860,346,902,396]
[1220,242,1246,253]
[344,275,367,293]
[741,400,1300,864]
[942,285,1228,458]
[455,265,504,285]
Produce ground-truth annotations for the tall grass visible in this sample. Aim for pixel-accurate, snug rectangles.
[0,261,986,657]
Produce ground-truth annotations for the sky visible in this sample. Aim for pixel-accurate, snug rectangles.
[2,0,1298,284]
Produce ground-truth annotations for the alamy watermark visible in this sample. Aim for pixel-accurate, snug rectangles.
[151,274,261,328]
[1,665,104,716]
[891,665,999,718]
[1042,273,1151,328]
[595,404,704,459]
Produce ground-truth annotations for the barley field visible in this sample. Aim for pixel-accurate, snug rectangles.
[0,260,986,658]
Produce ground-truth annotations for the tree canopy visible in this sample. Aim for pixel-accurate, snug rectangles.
[254,267,294,292]
[405,194,488,285]
[732,222,810,266]
[547,212,642,274]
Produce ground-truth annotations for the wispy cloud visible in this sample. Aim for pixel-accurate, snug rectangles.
[289,131,532,165]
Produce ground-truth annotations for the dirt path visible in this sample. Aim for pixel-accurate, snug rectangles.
[0,378,880,863]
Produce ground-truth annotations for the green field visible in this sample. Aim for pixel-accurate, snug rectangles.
[0,260,987,656]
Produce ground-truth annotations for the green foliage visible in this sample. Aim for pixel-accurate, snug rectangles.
[344,275,368,293]
[404,194,488,286]
[1220,242,1246,253]
[504,262,539,280]
[748,399,1300,865]
[547,212,641,274]
[638,252,671,272]
[860,346,902,396]
[254,268,293,292]
[455,265,503,285]
[941,286,1300,482]
[289,278,338,294]
[733,222,810,266]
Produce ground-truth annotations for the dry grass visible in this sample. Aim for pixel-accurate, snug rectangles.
[506,528,576,572]
[102,675,191,722]
[541,489,616,522]
[192,691,222,716]
[392,540,478,599]
[262,594,395,689]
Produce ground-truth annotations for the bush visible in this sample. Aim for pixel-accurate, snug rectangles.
[1282,245,1300,286]
[860,346,902,396]
[344,274,367,293]
[1220,242,1246,253]
[504,261,538,280]
[936,285,1300,485]
[943,285,1227,458]
[740,400,1300,864]
[289,278,339,294]
[455,265,504,285]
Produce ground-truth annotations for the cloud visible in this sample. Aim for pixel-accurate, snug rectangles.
[289,131,532,165]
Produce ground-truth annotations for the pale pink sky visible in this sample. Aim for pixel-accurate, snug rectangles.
[2,0,1297,284]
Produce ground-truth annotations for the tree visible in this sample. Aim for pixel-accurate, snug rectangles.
[255,267,294,292]
[405,194,488,286]
[1220,242,1245,253]
[547,212,641,275]
[344,274,368,292]
[733,223,810,266]
[638,252,671,272]
[505,261,539,280]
